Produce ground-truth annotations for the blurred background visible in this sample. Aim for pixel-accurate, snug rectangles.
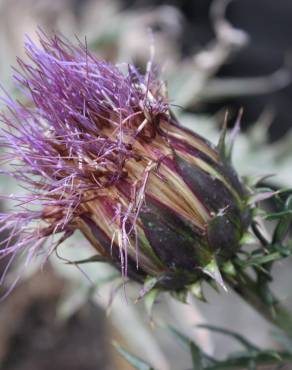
[0,0,292,369]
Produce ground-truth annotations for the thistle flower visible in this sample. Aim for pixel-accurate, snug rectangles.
[0,32,251,295]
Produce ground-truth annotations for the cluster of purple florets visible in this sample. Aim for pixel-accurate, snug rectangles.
[0,31,168,273]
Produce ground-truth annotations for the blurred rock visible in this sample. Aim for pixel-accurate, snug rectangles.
[0,267,119,370]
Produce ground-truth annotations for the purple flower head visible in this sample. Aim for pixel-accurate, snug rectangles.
[0,32,168,275]
[0,31,250,294]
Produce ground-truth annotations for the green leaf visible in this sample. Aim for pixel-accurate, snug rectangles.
[197,325,259,351]
[168,325,193,349]
[136,277,158,301]
[272,194,292,243]
[216,116,228,159]
[65,254,110,264]
[236,241,292,269]
[241,252,283,267]
[168,326,212,369]
[265,210,292,220]
[203,350,290,370]
[190,342,204,370]
[113,342,155,370]
[144,288,159,318]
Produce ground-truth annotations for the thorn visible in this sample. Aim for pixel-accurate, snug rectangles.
[189,281,207,302]
[203,258,228,292]
[227,108,243,159]
[171,289,188,304]
[222,261,236,277]
[144,288,159,321]
[135,277,158,303]
[217,111,228,158]
[240,232,257,245]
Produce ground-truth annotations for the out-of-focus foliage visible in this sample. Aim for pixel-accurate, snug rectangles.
[117,324,292,370]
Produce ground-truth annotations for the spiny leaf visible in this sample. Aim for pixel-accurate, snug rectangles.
[203,350,290,370]
[113,342,155,370]
[247,190,277,205]
[171,289,189,304]
[144,288,159,318]
[168,326,205,369]
[168,325,193,349]
[265,210,292,220]
[217,114,228,159]
[197,324,259,351]
[272,194,292,243]
[65,254,110,265]
[243,173,275,188]
[190,342,204,370]
[239,252,285,268]
[136,277,158,302]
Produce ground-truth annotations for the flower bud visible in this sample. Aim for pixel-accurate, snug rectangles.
[0,32,251,293]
